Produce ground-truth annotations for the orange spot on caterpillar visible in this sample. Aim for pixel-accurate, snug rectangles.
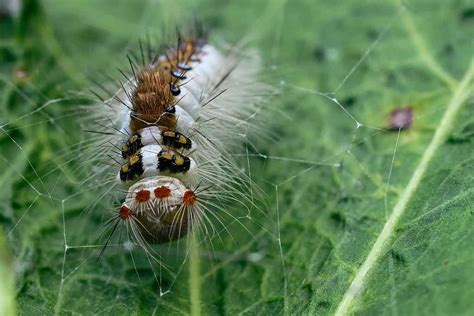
[183,189,197,206]
[154,186,172,198]
[135,190,151,203]
[119,205,132,220]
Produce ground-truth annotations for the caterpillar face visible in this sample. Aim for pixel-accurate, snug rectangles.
[119,177,197,243]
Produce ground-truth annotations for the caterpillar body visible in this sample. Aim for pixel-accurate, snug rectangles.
[90,32,270,248]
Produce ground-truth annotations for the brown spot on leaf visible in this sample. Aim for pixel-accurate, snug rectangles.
[389,107,413,131]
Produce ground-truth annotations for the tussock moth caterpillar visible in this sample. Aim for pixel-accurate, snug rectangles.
[84,26,271,260]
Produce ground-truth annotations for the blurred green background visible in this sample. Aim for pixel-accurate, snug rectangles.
[1,0,473,315]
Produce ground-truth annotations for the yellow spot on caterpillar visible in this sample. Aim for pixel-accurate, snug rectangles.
[121,164,129,173]
[129,154,140,165]
[174,155,184,166]
[129,135,139,143]
[161,151,173,160]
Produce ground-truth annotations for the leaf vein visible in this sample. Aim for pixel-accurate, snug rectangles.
[334,60,474,315]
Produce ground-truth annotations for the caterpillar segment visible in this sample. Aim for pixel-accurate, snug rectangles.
[128,42,223,132]
[118,145,198,184]
[119,177,196,243]
[121,126,196,159]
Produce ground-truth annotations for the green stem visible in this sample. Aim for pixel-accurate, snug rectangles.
[189,236,202,316]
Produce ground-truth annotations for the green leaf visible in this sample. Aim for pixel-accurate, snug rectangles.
[1,0,473,315]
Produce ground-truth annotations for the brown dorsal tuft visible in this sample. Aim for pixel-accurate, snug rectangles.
[131,69,173,120]
[129,39,205,133]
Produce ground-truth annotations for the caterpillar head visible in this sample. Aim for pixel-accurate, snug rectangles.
[119,176,197,244]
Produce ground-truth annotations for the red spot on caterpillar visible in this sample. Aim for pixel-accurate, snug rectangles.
[154,186,172,198]
[135,190,151,203]
[183,189,197,206]
[119,205,132,220]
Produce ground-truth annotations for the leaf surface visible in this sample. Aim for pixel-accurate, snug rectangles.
[0,0,473,315]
